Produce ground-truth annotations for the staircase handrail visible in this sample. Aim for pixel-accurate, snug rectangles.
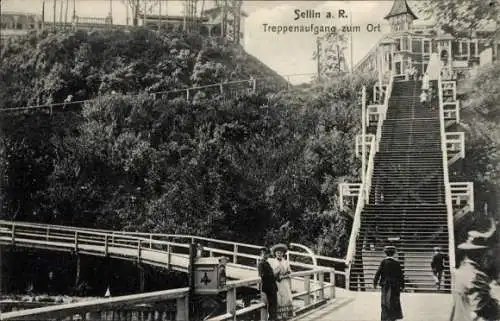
[438,73,457,290]
[345,72,393,284]
[367,74,392,201]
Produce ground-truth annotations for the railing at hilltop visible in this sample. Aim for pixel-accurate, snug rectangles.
[344,73,393,289]
[0,74,315,113]
[438,71,457,291]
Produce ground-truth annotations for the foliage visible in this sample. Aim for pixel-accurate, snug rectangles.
[452,61,500,255]
[0,29,286,110]
[415,0,500,37]
[0,30,370,258]
[312,31,349,80]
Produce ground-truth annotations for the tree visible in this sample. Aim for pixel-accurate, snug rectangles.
[122,0,161,26]
[451,61,500,250]
[313,31,348,81]
[415,0,500,37]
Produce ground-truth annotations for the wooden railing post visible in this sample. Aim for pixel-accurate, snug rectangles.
[167,244,171,270]
[74,231,79,252]
[137,240,142,262]
[46,228,50,241]
[329,270,336,299]
[175,296,188,321]
[11,224,15,244]
[318,272,325,301]
[233,245,238,264]
[149,235,153,248]
[303,274,311,305]
[226,288,237,321]
[186,89,190,101]
[104,235,109,257]
[260,304,268,321]
[219,83,224,95]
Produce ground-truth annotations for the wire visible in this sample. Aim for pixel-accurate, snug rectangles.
[0,73,316,113]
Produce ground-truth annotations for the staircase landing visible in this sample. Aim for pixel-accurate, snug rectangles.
[294,292,453,321]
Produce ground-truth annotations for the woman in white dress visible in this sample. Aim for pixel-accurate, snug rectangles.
[270,244,294,320]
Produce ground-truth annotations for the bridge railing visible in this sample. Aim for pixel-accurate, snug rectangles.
[207,267,336,321]
[0,220,346,291]
[0,267,335,321]
[0,220,193,271]
[0,287,190,321]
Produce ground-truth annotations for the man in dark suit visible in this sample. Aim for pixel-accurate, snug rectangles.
[431,246,446,290]
[258,247,278,321]
[374,246,404,321]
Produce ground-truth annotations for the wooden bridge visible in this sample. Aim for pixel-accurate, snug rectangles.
[0,220,345,320]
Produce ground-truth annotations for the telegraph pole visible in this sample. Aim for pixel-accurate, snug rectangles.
[316,37,321,81]
[158,0,161,32]
[64,0,69,26]
[53,0,57,30]
[349,9,354,73]
[59,0,63,26]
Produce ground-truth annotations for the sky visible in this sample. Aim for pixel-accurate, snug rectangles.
[1,0,430,84]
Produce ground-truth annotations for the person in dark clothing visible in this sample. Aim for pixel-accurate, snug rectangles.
[374,246,404,321]
[258,247,278,321]
[431,246,446,290]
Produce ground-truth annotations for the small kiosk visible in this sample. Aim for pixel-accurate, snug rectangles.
[193,256,228,295]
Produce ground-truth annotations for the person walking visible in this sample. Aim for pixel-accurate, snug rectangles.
[450,219,500,321]
[258,247,278,321]
[270,244,293,320]
[373,246,404,321]
[422,72,430,91]
[431,246,446,290]
[420,90,428,108]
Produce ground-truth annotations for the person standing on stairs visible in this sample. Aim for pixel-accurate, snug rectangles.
[373,246,405,321]
[420,90,428,108]
[431,246,446,290]
[422,72,430,91]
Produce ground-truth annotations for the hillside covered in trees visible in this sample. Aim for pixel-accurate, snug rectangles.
[0,29,375,257]
[453,61,500,235]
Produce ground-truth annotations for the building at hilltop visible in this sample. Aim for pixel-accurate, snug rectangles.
[140,5,247,45]
[1,5,246,46]
[355,0,500,81]
[0,12,43,40]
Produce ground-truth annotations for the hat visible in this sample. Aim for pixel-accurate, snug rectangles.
[458,219,496,250]
[383,246,396,256]
[271,243,288,253]
[434,246,441,251]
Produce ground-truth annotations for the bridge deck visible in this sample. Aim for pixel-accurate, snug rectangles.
[295,292,453,321]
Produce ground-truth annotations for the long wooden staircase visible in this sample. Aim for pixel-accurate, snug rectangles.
[348,79,453,293]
